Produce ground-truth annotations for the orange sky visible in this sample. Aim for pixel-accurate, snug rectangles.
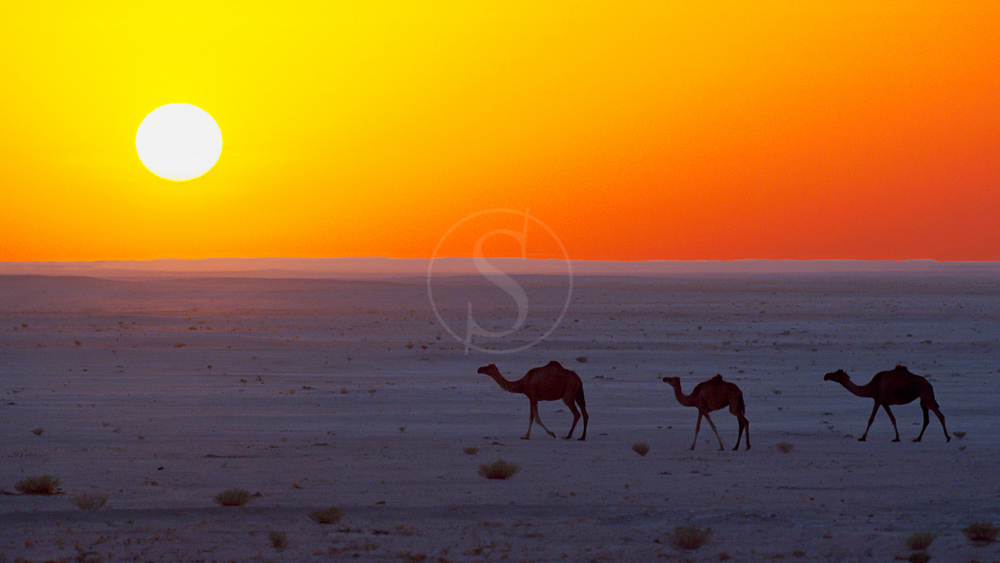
[1,2,998,261]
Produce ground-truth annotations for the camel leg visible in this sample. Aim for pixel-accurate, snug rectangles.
[531,403,557,439]
[703,412,725,451]
[730,403,750,451]
[733,415,750,451]
[859,402,881,441]
[932,407,950,442]
[563,396,580,440]
[522,400,537,440]
[883,404,901,442]
[914,405,930,442]
[690,412,703,450]
[577,399,589,442]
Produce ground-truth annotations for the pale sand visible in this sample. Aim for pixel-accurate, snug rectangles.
[2,269,999,562]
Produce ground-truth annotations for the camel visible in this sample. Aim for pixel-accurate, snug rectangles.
[477,361,588,441]
[823,365,950,442]
[662,374,750,451]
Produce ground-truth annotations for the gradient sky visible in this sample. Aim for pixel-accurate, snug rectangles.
[2,2,998,261]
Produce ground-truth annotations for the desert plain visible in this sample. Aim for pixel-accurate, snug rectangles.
[2,260,999,562]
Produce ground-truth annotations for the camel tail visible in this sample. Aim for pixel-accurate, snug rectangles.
[576,386,586,408]
[737,392,746,416]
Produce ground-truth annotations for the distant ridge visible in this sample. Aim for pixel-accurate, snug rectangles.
[1,258,998,279]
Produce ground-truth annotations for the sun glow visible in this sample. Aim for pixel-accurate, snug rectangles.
[136,103,222,181]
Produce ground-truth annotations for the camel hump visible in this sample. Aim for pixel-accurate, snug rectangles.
[545,360,564,369]
[895,364,909,372]
[709,374,725,384]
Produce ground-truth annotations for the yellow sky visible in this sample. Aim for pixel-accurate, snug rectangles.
[2,2,999,260]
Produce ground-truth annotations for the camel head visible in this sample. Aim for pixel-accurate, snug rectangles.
[662,376,680,387]
[823,369,849,383]
[477,364,500,377]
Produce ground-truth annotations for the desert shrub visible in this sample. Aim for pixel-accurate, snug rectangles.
[906,551,930,563]
[268,530,288,549]
[30,427,44,436]
[72,493,108,510]
[776,442,794,453]
[670,525,710,550]
[213,488,253,506]
[962,522,998,544]
[462,447,479,455]
[953,431,966,439]
[478,459,520,480]
[576,356,588,363]
[631,442,650,456]
[15,475,61,495]
[309,506,344,524]
[906,531,937,550]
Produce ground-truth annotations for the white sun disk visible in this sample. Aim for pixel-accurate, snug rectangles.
[136,103,222,181]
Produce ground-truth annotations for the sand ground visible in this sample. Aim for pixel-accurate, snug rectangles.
[2,272,999,562]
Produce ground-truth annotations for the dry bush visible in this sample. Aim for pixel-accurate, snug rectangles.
[906,531,937,550]
[30,427,44,436]
[631,442,650,456]
[962,522,998,544]
[309,506,344,524]
[268,531,288,549]
[478,459,520,480]
[906,551,930,563]
[953,431,966,439]
[462,447,479,456]
[776,442,794,453]
[213,488,253,506]
[576,356,588,363]
[670,526,710,550]
[15,475,61,495]
[72,493,108,510]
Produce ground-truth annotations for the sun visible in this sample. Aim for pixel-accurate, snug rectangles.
[136,103,223,181]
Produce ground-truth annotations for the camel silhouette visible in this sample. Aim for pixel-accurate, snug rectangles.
[824,365,950,442]
[477,361,588,441]
[662,374,750,451]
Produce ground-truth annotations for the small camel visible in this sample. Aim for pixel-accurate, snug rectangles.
[477,361,588,441]
[824,365,950,442]
[662,375,750,451]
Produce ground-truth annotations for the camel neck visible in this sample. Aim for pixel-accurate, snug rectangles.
[489,372,526,394]
[838,377,875,398]
[669,383,696,406]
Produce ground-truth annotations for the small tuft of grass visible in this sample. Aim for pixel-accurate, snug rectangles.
[962,522,998,544]
[268,530,288,549]
[30,427,44,436]
[906,531,937,550]
[631,442,650,456]
[776,442,794,453]
[576,356,588,363]
[462,447,479,456]
[308,506,344,524]
[906,551,930,563]
[478,459,520,480]
[952,431,966,439]
[213,488,253,506]
[670,525,710,550]
[72,493,108,510]
[15,475,61,495]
